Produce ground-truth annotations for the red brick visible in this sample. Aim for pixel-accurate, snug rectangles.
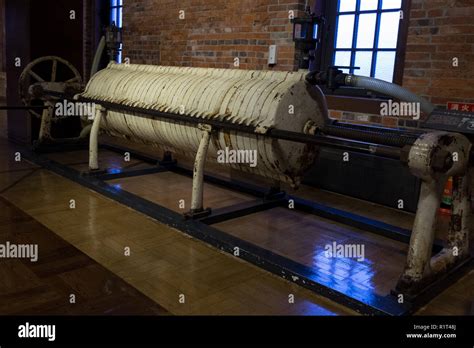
[403,0,474,105]
[122,0,304,71]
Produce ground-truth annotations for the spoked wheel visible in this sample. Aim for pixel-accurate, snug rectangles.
[19,56,82,118]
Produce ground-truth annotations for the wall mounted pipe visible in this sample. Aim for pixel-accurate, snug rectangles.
[90,36,106,79]
[345,75,436,115]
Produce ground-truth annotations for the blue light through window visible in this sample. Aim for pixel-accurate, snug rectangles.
[333,0,402,82]
[110,0,123,63]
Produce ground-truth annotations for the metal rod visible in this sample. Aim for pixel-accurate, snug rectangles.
[268,128,402,159]
[322,124,419,148]
[75,96,403,160]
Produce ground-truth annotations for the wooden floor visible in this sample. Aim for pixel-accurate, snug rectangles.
[0,196,169,315]
[0,139,354,315]
[0,135,472,315]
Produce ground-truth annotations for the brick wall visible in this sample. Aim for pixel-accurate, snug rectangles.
[123,0,473,129]
[403,0,474,107]
[330,0,474,128]
[122,0,305,71]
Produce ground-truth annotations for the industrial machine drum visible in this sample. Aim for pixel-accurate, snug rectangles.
[82,63,328,186]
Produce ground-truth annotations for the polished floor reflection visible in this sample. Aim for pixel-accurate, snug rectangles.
[0,139,354,315]
[0,136,472,315]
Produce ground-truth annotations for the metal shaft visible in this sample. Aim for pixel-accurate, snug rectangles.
[76,96,404,160]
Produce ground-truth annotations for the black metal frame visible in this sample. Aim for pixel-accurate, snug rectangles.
[21,145,407,315]
[18,89,473,315]
[20,139,473,316]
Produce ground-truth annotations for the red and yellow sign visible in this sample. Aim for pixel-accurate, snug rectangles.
[447,102,474,113]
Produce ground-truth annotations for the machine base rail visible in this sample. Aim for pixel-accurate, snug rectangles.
[18,142,474,315]
[86,167,170,181]
[21,147,411,316]
[200,198,286,225]
[100,143,445,252]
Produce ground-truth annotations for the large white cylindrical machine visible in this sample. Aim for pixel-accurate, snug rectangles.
[82,63,328,186]
[17,54,474,309]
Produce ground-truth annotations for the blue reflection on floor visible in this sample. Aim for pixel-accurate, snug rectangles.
[107,168,123,175]
[111,183,122,190]
[309,248,377,304]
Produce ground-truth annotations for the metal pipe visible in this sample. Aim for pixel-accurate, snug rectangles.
[322,124,419,148]
[328,120,426,135]
[269,128,402,159]
[190,124,212,212]
[345,75,436,115]
[76,96,403,160]
[91,36,106,79]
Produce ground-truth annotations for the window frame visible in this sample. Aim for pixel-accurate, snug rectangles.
[110,0,123,28]
[110,0,123,63]
[319,0,411,101]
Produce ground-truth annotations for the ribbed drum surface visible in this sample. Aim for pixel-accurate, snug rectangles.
[82,63,327,186]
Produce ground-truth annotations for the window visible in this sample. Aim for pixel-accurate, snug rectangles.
[332,0,403,83]
[110,0,123,63]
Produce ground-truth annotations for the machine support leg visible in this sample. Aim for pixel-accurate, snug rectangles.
[397,179,444,292]
[89,105,105,171]
[38,102,54,144]
[430,173,471,273]
[186,124,213,218]
[395,131,472,297]
[448,174,471,256]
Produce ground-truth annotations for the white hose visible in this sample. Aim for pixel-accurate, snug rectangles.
[345,75,436,115]
[90,37,106,80]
